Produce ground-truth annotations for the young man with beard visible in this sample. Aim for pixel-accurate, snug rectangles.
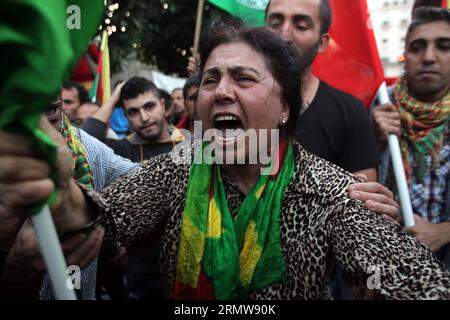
[82,77,184,163]
[373,7,450,269]
[264,0,398,299]
[265,0,380,182]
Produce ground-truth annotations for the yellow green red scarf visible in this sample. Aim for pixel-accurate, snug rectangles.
[173,139,294,299]
[60,115,94,189]
[395,77,450,183]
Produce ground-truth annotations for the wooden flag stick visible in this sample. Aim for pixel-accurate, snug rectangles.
[193,0,205,57]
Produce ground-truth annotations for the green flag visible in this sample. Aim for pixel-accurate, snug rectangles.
[0,0,103,213]
[208,0,270,26]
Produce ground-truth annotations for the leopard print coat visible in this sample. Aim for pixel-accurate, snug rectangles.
[92,141,450,299]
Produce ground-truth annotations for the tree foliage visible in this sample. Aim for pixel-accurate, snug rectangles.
[103,0,226,76]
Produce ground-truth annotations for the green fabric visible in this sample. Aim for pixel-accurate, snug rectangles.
[208,0,270,26]
[176,140,294,299]
[60,115,94,190]
[0,0,103,214]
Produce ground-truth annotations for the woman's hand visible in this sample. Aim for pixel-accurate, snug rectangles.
[0,116,91,234]
[0,128,56,222]
[3,219,104,282]
[187,47,201,76]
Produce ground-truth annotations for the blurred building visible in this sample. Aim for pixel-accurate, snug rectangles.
[368,0,415,78]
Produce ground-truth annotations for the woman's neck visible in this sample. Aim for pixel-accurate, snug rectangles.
[220,163,263,195]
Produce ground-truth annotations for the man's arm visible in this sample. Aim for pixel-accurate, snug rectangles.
[78,128,139,190]
[81,118,132,160]
[82,116,111,142]
[330,199,450,299]
[81,82,124,142]
[404,215,450,253]
[89,82,124,125]
[371,103,401,148]
[343,100,399,221]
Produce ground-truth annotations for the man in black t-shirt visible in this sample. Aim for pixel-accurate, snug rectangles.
[265,0,380,180]
[265,0,401,300]
[295,81,380,174]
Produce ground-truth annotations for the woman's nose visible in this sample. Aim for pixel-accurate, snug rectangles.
[215,78,235,104]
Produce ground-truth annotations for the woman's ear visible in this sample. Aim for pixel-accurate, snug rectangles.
[280,106,290,126]
[282,103,290,120]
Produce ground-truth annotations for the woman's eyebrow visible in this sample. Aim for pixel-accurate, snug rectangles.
[203,66,261,77]
[203,67,221,77]
[229,66,261,76]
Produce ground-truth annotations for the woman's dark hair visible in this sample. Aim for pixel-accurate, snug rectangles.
[198,19,305,136]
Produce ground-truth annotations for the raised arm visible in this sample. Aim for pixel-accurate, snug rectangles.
[81,82,124,142]
[90,81,124,125]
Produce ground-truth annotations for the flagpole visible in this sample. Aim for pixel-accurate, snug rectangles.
[32,205,77,300]
[377,82,415,227]
[193,0,205,57]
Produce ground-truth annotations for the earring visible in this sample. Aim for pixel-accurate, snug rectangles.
[281,118,287,125]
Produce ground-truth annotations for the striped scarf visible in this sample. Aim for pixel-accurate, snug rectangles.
[60,115,94,189]
[173,139,294,300]
[395,77,450,183]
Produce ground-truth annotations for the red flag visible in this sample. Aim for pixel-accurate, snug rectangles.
[312,0,384,107]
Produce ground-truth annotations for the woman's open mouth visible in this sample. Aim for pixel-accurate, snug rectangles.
[213,114,245,144]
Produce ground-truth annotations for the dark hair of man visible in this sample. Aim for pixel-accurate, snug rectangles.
[412,0,444,15]
[264,0,332,35]
[183,74,200,100]
[159,89,172,111]
[62,80,90,105]
[406,7,450,45]
[119,76,161,106]
[199,18,304,136]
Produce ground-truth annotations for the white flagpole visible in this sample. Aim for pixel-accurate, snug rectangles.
[377,82,415,227]
[31,205,77,300]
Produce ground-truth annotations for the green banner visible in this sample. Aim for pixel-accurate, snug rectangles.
[208,0,270,26]
[0,0,103,213]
